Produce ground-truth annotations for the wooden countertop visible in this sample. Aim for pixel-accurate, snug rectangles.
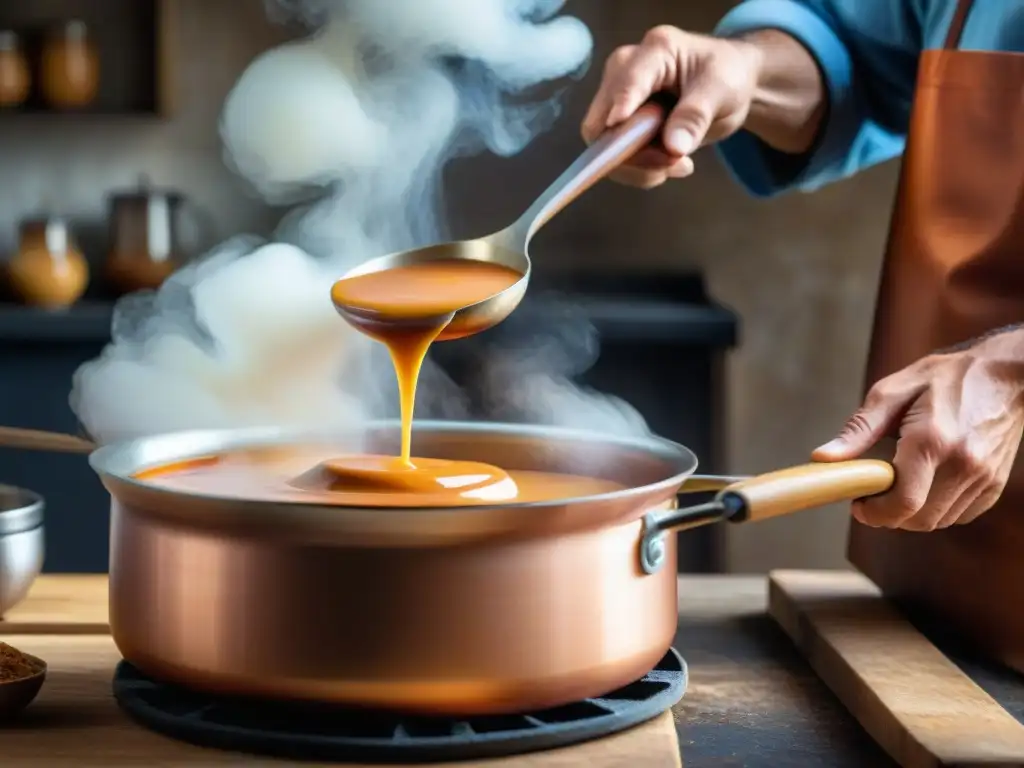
[2,575,893,767]
[672,576,894,768]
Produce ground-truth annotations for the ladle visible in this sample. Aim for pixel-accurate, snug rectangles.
[332,97,671,338]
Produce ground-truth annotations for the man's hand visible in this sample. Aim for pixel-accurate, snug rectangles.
[813,330,1024,531]
[581,27,763,189]
[581,25,826,189]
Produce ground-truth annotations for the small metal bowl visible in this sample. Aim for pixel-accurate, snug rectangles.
[0,485,44,619]
[0,654,46,720]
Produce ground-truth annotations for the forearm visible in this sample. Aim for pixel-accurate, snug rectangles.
[733,29,826,155]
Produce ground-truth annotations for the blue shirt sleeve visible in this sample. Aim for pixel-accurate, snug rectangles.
[712,0,923,197]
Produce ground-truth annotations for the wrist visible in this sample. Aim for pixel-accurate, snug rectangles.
[976,323,1024,351]
[731,33,766,84]
[966,325,1024,390]
[734,29,826,154]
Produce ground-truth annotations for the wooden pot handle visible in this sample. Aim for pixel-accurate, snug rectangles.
[638,459,894,574]
[721,460,895,523]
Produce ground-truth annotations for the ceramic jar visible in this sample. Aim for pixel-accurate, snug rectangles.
[105,178,190,294]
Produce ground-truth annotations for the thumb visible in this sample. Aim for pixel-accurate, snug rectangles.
[812,388,912,462]
[662,75,723,156]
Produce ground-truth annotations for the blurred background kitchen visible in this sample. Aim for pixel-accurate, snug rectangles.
[0,0,898,575]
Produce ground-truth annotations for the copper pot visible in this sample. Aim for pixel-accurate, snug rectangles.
[69,421,893,715]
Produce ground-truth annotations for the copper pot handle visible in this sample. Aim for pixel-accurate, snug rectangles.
[639,460,895,574]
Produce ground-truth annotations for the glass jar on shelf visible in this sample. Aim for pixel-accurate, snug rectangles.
[0,31,30,108]
[7,216,90,308]
[40,20,100,109]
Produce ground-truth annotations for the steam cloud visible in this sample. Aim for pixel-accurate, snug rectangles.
[71,0,647,445]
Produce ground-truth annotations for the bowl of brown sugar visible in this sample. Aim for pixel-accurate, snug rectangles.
[0,641,46,719]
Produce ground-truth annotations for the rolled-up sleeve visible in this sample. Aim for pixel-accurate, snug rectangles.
[713,0,919,197]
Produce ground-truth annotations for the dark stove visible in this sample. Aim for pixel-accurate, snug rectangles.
[112,648,688,763]
[0,271,737,574]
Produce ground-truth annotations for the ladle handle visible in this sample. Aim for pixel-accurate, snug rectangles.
[511,97,670,245]
[0,426,95,454]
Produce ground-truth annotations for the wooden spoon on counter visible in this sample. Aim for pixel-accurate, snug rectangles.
[0,426,95,454]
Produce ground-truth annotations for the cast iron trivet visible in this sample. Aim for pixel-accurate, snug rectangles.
[112,648,687,763]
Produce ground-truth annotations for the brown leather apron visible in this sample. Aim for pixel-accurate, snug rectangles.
[848,0,1024,669]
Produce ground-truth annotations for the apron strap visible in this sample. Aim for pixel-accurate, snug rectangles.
[943,0,974,50]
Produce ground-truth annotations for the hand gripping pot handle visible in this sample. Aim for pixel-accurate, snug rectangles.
[639,460,895,574]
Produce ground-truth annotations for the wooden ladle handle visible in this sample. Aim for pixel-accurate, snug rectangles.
[721,460,895,522]
[0,426,95,454]
[513,96,670,242]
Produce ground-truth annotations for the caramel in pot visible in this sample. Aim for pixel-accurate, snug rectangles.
[136,452,625,508]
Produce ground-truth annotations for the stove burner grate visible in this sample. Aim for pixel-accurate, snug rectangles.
[112,648,687,763]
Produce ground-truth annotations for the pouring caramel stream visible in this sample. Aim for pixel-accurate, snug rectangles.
[324,258,524,501]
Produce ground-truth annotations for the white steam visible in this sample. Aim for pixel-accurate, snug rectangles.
[476,304,649,436]
[71,0,646,445]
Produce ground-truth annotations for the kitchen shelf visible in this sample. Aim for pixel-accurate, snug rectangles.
[0,108,166,117]
[0,300,114,342]
[0,276,740,347]
[0,0,174,117]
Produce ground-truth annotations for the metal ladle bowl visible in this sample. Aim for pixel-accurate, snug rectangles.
[332,99,669,338]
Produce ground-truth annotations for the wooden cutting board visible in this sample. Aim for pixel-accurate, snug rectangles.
[0,575,108,633]
[768,569,1024,768]
[1,577,681,767]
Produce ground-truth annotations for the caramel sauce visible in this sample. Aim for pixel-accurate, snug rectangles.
[330,259,521,328]
[133,258,626,507]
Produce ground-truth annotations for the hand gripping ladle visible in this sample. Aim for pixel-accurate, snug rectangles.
[331,100,668,338]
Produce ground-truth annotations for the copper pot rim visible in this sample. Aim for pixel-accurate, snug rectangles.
[88,421,697,542]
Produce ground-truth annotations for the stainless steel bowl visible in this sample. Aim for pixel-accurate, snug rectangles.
[0,485,44,619]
